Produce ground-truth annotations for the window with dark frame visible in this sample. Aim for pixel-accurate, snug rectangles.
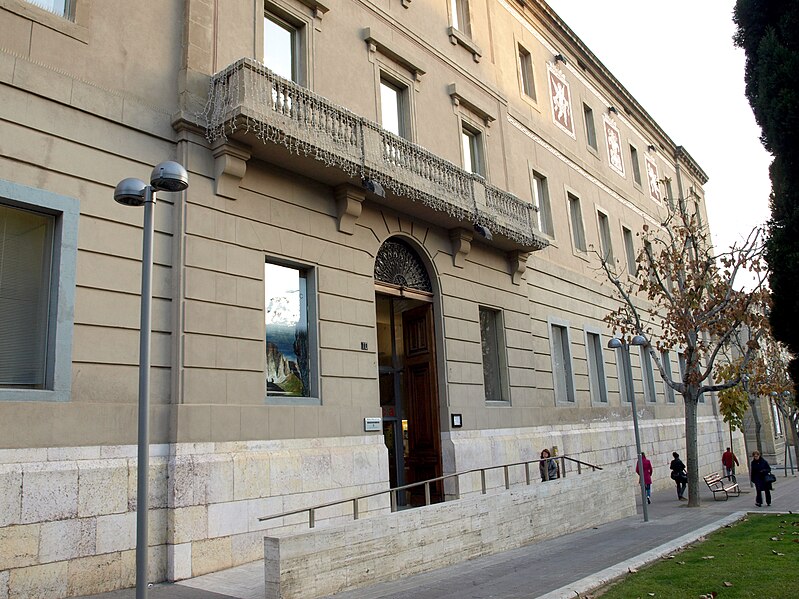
[586,332,608,403]
[583,103,597,150]
[640,346,656,403]
[450,0,471,35]
[532,172,554,236]
[461,124,484,176]
[616,347,631,403]
[661,350,676,403]
[380,77,409,139]
[265,261,314,398]
[622,226,637,275]
[630,144,642,185]
[597,211,613,263]
[264,11,300,82]
[0,204,54,388]
[479,307,506,402]
[551,323,575,403]
[568,193,587,252]
[518,45,535,100]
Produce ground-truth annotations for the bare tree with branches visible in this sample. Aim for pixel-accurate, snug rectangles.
[596,183,770,507]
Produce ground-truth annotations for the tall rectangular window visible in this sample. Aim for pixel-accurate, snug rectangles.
[264,12,299,82]
[640,347,656,403]
[568,193,587,252]
[583,104,597,150]
[597,211,613,263]
[479,307,506,402]
[622,226,637,275]
[518,45,535,100]
[664,178,675,210]
[0,205,54,387]
[265,261,316,399]
[678,351,687,384]
[461,124,484,176]
[772,401,783,437]
[550,323,575,403]
[451,0,471,35]
[532,172,554,236]
[630,145,642,185]
[586,332,608,403]
[380,78,408,138]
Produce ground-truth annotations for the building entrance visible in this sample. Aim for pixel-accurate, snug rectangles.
[374,237,442,506]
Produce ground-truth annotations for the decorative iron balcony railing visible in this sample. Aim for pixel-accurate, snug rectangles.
[203,58,547,250]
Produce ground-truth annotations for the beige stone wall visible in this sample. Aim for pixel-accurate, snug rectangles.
[264,464,636,599]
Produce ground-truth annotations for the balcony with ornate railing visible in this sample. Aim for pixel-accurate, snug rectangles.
[202,58,548,252]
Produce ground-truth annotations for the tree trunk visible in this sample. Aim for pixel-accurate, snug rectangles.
[685,394,700,507]
[748,396,763,453]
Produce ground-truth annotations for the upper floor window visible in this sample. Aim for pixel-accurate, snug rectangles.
[661,350,676,403]
[265,260,318,401]
[586,331,608,404]
[597,210,613,263]
[450,0,471,35]
[479,307,507,402]
[27,0,73,19]
[380,77,409,139]
[583,104,597,150]
[550,321,575,404]
[0,181,78,402]
[568,193,587,253]
[518,45,536,100]
[630,144,642,186]
[640,347,656,403]
[622,226,637,275]
[532,172,554,237]
[264,10,301,82]
[461,123,485,177]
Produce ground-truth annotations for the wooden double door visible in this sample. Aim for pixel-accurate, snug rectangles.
[376,295,442,505]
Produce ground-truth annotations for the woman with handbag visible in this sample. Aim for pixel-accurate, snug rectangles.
[669,451,688,500]
[750,450,774,507]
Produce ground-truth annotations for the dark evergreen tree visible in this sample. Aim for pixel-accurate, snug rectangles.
[734,0,799,384]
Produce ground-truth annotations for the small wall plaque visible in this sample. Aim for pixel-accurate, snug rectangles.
[451,413,463,428]
[364,417,382,432]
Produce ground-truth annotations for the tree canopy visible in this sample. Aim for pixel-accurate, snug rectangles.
[734,0,799,383]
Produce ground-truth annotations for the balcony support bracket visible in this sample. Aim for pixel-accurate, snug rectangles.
[335,184,366,235]
[212,140,251,199]
[450,228,473,268]
[509,251,531,285]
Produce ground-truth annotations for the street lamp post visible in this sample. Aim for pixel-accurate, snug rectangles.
[608,334,649,522]
[114,162,189,599]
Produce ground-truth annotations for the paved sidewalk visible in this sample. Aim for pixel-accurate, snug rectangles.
[80,471,799,599]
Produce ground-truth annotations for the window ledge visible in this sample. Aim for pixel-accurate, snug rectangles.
[447,26,481,62]
[0,0,88,43]
[448,82,495,126]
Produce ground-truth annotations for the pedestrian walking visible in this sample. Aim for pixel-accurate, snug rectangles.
[722,447,739,481]
[750,450,774,507]
[539,448,559,482]
[635,452,653,504]
[669,451,688,500]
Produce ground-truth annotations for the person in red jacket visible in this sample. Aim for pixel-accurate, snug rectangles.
[722,447,739,481]
[635,452,654,504]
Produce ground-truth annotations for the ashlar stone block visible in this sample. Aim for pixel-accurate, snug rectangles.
[0,523,40,569]
[66,552,124,597]
[8,561,68,599]
[39,518,96,563]
[0,465,22,526]
[78,459,128,517]
[21,462,78,523]
[95,512,136,554]
[232,453,270,500]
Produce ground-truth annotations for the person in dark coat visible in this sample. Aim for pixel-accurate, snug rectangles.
[539,448,558,481]
[750,450,773,507]
[669,451,688,500]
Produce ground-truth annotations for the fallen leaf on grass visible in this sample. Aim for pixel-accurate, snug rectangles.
[677,561,686,565]
[723,582,733,587]
[701,555,715,560]
[772,550,785,555]
[771,536,781,541]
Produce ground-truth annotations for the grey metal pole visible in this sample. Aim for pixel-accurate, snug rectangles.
[136,186,155,599]
[624,343,649,522]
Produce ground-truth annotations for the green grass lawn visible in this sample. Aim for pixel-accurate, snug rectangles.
[594,514,799,599]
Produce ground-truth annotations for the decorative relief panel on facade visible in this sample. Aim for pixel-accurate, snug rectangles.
[547,62,575,139]
[645,155,661,203]
[603,114,625,177]
[374,238,432,292]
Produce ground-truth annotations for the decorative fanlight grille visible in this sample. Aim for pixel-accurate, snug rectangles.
[374,238,432,293]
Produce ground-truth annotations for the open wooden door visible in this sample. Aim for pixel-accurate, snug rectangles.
[402,304,443,504]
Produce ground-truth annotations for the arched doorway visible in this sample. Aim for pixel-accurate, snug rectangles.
[374,238,442,506]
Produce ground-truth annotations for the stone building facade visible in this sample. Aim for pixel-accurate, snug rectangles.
[0,0,737,596]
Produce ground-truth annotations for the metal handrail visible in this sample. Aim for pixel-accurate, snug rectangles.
[258,454,602,528]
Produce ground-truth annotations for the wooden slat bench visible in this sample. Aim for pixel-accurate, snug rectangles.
[703,472,741,500]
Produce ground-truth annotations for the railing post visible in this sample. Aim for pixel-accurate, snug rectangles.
[525,462,531,485]
[560,456,566,478]
[425,482,431,506]
[577,461,582,475]
[503,465,510,490]
[390,490,397,513]
[481,469,487,494]
[309,508,315,529]
[353,498,359,520]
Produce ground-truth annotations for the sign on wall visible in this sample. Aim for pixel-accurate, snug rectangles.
[547,62,575,139]
[603,114,625,177]
[645,154,661,203]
